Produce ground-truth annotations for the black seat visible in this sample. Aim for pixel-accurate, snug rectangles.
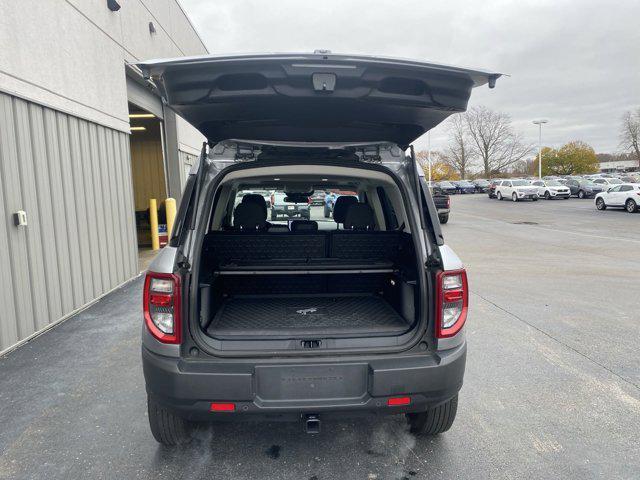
[234,202,267,231]
[333,196,358,226]
[291,220,318,232]
[344,203,375,230]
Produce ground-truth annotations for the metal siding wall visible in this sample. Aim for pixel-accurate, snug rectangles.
[0,92,138,353]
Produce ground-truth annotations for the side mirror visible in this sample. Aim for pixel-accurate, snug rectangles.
[606,188,612,193]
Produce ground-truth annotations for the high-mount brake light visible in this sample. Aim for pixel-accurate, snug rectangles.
[143,273,181,344]
[436,269,468,338]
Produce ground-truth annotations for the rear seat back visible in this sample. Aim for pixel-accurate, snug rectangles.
[330,230,402,260]
[204,231,327,264]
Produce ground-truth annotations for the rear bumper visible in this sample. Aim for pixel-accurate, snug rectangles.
[142,343,466,421]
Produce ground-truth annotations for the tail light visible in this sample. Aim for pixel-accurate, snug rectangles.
[143,272,181,344]
[446,197,451,209]
[435,269,468,338]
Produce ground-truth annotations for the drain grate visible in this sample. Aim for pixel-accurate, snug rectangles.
[511,221,539,225]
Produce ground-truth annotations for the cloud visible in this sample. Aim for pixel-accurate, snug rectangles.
[180,0,640,153]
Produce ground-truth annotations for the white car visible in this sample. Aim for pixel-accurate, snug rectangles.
[592,177,623,188]
[495,179,539,202]
[595,184,640,213]
[530,180,571,199]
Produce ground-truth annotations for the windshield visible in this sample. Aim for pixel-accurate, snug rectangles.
[546,180,562,186]
[511,180,528,186]
[608,178,622,184]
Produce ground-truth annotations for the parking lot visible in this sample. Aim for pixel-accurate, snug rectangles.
[1,195,638,480]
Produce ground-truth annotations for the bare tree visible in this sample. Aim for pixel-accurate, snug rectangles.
[444,113,475,179]
[619,108,640,168]
[465,106,532,177]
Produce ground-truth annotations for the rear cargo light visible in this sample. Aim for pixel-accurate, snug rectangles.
[210,402,236,412]
[143,272,181,344]
[387,396,411,406]
[435,269,468,338]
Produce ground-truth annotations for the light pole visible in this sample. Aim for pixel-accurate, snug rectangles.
[427,131,432,183]
[532,119,548,179]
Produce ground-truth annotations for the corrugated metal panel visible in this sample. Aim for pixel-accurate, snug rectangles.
[0,92,138,353]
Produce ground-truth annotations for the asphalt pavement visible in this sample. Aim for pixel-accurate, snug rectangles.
[0,197,638,480]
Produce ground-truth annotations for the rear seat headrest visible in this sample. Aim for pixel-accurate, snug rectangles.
[241,193,268,218]
[291,220,318,232]
[344,203,375,230]
[234,202,266,230]
[332,196,358,224]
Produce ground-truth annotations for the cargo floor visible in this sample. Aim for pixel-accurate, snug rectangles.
[206,294,409,339]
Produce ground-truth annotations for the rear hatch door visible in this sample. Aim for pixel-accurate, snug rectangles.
[138,53,500,147]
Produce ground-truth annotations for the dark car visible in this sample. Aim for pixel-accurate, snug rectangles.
[566,179,604,199]
[271,191,310,220]
[472,179,491,193]
[437,181,458,194]
[487,179,502,198]
[138,52,498,445]
[428,183,451,223]
[452,180,476,194]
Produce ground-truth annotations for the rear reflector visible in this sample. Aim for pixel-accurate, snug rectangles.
[210,402,236,412]
[387,396,411,406]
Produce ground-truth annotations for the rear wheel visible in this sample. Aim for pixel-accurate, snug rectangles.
[626,199,638,213]
[148,397,194,446]
[406,395,458,435]
[596,198,606,210]
[497,191,503,200]
[512,192,518,202]
[544,191,551,200]
[578,190,585,199]
[439,213,449,224]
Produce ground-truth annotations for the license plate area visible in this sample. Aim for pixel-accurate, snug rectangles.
[255,364,368,401]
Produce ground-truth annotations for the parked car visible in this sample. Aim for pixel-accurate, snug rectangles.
[530,180,571,199]
[472,179,491,193]
[138,52,494,445]
[593,178,623,188]
[487,179,502,198]
[430,187,451,223]
[437,181,458,194]
[309,191,326,206]
[565,179,604,199]
[452,180,476,194]
[271,191,310,220]
[495,179,539,201]
[620,175,640,183]
[595,184,640,213]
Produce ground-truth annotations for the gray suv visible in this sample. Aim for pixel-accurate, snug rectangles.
[138,53,499,445]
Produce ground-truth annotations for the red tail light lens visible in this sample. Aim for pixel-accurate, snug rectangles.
[387,396,411,406]
[143,272,181,344]
[210,402,236,412]
[435,269,468,338]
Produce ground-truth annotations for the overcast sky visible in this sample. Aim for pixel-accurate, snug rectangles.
[180,0,639,155]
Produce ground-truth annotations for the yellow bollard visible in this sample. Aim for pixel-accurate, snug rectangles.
[165,198,177,238]
[149,198,160,251]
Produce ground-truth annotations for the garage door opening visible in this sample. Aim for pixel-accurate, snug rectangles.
[128,102,167,271]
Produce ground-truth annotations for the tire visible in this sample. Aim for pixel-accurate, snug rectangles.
[596,198,606,210]
[533,197,538,201]
[497,191,503,201]
[578,190,585,199]
[626,199,638,213]
[439,214,449,224]
[406,395,458,435]
[147,397,194,446]
[512,192,518,202]
[544,191,551,200]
